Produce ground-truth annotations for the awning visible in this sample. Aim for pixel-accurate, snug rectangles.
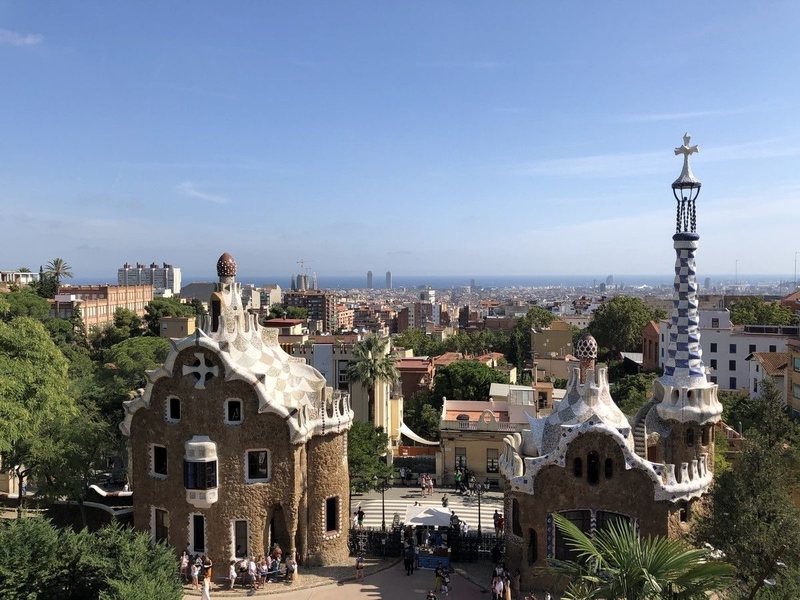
[404,505,452,527]
[399,422,439,446]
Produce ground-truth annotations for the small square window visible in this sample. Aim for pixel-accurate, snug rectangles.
[730,377,737,389]
[710,343,717,353]
[730,344,737,353]
[153,445,168,477]
[168,397,180,421]
[226,399,243,424]
[770,345,777,352]
[729,360,736,371]
[749,344,756,353]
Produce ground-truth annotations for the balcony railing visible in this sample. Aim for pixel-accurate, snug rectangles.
[440,420,525,433]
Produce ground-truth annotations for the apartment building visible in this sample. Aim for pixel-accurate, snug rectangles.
[118,262,181,295]
[657,309,799,391]
[283,290,336,332]
[51,284,153,329]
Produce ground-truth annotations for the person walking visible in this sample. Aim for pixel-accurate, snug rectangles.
[434,563,444,592]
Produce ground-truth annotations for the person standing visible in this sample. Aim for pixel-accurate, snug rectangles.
[357,507,365,529]
[404,544,415,576]
[493,510,501,537]
[355,555,365,581]
[201,577,211,600]
[399,466,406,486]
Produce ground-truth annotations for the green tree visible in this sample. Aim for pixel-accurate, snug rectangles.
[143,297,195,336]
[0,317,77,509]
[729,296,797,326]
[34,410,114,528]
[33,271,58,298]
[611,372,658,415]
[347,420,392,493]
[347,335,399,422]
[0,519,183,600]
[286,306,308,320]
[588,296,665,353]
[394,327,444,357]
[695,378,800,593]
[402,390,441,442]
[548,513,734,599]
[44,257,74,286]
[0,289,51,321]
[96,336,170,419]
[89,308,146,353]
[432,360,508,401]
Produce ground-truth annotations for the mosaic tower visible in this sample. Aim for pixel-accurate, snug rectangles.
[653,134,723,467]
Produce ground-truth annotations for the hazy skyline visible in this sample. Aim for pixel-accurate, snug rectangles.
[2,3,800,278]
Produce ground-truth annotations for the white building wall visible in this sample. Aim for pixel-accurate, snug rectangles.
[658,314,790,391]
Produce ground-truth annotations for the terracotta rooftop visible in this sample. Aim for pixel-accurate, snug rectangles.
[748,352,790,376]
[433,352,464,367]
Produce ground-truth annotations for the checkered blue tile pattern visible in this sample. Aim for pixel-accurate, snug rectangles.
[664,239,706,380]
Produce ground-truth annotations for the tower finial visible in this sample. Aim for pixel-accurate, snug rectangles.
[672,133,700,189]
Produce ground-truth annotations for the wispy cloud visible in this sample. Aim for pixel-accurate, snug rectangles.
[0,28,43,47]
[517,151,665,178]
[177,181,228,204]
[516,137,800,179]
[623,107,753,122]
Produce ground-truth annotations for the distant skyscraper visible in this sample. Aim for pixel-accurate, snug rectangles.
[704,277,711,291]
[386,271,392,289]
[606,275,614,285]
[367,271,373,289]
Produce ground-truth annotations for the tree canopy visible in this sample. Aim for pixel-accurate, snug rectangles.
[347,420,392,493]
[44,257,73,286]
[588,296,665,353]
[695,378,800,595]
[0,289,51,321]
[347,335,398,420]
[508,307,555,369]
[610,371,658,415]
[0,519,183,600]
[729,296,797,326]
[549,513,734,599]
[143,297,196,336]
[432,360,508,401]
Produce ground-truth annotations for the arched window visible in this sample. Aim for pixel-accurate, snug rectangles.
[573,457,583,478]
[701,425,710,446]
[604,458,613,479]
[512,499,523,537]
[686,428,694,447]
[587,451,600,485]
[527,528,538,565]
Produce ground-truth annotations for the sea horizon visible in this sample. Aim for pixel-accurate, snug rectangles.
[68,273,797,290]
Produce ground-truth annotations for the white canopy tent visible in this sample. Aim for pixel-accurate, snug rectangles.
[403,505,452,527]
[399,422,439,445]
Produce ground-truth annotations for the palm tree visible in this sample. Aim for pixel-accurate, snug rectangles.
[45,258,74,286]
[548,513,734,599]
[346,335,399,424]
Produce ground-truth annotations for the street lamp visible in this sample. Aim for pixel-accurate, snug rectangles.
[476,481,483,538]
[373,473,393,532]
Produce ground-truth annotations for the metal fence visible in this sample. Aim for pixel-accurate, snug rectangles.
[348,527,503,564]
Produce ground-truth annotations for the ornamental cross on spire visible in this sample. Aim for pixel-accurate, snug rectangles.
[672,132,700,189]
[674,132,699,161]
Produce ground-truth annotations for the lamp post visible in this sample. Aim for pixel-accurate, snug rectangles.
[373,473,393,532]
[477,482,483,538]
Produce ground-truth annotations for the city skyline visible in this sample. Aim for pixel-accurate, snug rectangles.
[2,4,800,277]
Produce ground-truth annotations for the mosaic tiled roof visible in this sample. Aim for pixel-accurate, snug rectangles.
[120,257,353,444]
[532,365,632,456]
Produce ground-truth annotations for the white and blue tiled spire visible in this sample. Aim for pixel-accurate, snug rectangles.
[655,134,723,425]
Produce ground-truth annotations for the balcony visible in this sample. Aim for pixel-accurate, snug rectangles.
[440,419,525,433]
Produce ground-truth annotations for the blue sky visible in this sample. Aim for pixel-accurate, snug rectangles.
[2,2,800,281]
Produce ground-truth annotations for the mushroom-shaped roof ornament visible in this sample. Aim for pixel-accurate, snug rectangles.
[216,253,237,279]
